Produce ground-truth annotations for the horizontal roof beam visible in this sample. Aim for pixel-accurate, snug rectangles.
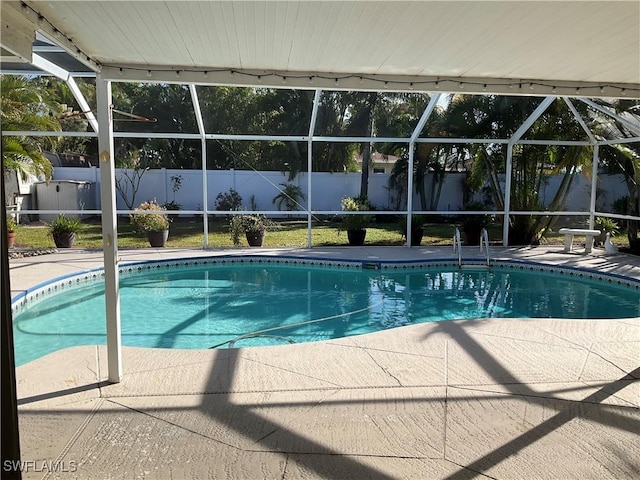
[101,66,640,99]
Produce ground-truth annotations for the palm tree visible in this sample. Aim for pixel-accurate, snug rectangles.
[1,75,61,180]
[272,183,306,212]
[446,95,595,244]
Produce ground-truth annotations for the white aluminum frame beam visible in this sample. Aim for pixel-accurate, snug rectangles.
[579,98,640,137]
[8,129,625,147]
[411,94,441,143]
[32,53,98,132]
[189,84,209,248]
[67,77,98,133]
[96,74,122,383]
[598,137,640,146]
[563,98,598,144]
[405,93,442,246]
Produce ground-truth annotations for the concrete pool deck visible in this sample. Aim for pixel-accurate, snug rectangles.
[9,246,640,479]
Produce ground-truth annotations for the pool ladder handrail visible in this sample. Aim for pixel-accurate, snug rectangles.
[453,227,462,267]
[480,227,491,267]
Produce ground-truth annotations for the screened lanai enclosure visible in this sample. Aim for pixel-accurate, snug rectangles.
[5,80,640,247]
[2,1,639,384]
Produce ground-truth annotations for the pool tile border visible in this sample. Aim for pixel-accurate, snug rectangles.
[11,255,640,316]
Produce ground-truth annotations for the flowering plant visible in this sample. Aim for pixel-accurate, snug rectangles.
[339,196,373,231]
[130,200,170,233]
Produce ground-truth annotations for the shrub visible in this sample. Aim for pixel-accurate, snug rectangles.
[272,183,306,211]
[215,189,243,212]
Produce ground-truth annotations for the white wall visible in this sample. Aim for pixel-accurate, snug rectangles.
[51,167,626,214]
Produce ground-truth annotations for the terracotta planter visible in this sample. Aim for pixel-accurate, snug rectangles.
[147,230,169,247]
[53,232,75,248]
[7,232,16,248]
[347,229,366,246]
[245,230,265,247]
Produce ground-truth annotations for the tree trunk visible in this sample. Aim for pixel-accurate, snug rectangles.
[360,140,371,198]
[359,92,378,199]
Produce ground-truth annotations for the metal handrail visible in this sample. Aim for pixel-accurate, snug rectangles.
[453,227,462,267]
[480,227,491,267]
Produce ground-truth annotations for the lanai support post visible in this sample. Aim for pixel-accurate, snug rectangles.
[96,74,122,383]
[503,143,514,246]
[307,90,321,247]
[406,143,415,247]
[589,145,600,229]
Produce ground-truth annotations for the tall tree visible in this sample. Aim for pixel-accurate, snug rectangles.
[345,92,379,197]
[113,83,200,168]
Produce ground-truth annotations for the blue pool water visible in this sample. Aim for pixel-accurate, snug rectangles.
[12,261,640,366]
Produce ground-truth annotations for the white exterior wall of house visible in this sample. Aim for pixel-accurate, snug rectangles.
[50,167,626,215]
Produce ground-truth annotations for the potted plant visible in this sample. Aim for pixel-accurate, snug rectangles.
[48,215,81,248]
[130,200,170,247]
[339,196,373,246]
[398,214,426,246]
[229,213,273,247]
[6,216,18,248]
[459,202,490,246]
[592,217,619,246]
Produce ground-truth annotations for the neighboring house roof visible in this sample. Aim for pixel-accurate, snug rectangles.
[355,153,399,166]
[45,152,99,168]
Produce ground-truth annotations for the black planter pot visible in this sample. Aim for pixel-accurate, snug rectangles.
[53,232,75,248]
[409,228,424,246]
[463,226,482,246]
[245,230,265,247]
[147,230,169,247]
[347,229,366,246]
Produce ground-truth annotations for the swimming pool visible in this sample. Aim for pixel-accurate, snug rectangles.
[11,257,640,366]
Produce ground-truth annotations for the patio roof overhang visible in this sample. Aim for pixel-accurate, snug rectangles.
[1,0,639,98]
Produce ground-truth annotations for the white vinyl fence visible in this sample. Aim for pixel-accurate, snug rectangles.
[48,167,627,215]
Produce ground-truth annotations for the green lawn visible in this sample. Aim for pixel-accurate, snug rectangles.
[9,217,472,249]
[9,216,573,249]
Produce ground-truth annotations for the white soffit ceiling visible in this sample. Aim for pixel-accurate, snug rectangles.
[7,1,640,96]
